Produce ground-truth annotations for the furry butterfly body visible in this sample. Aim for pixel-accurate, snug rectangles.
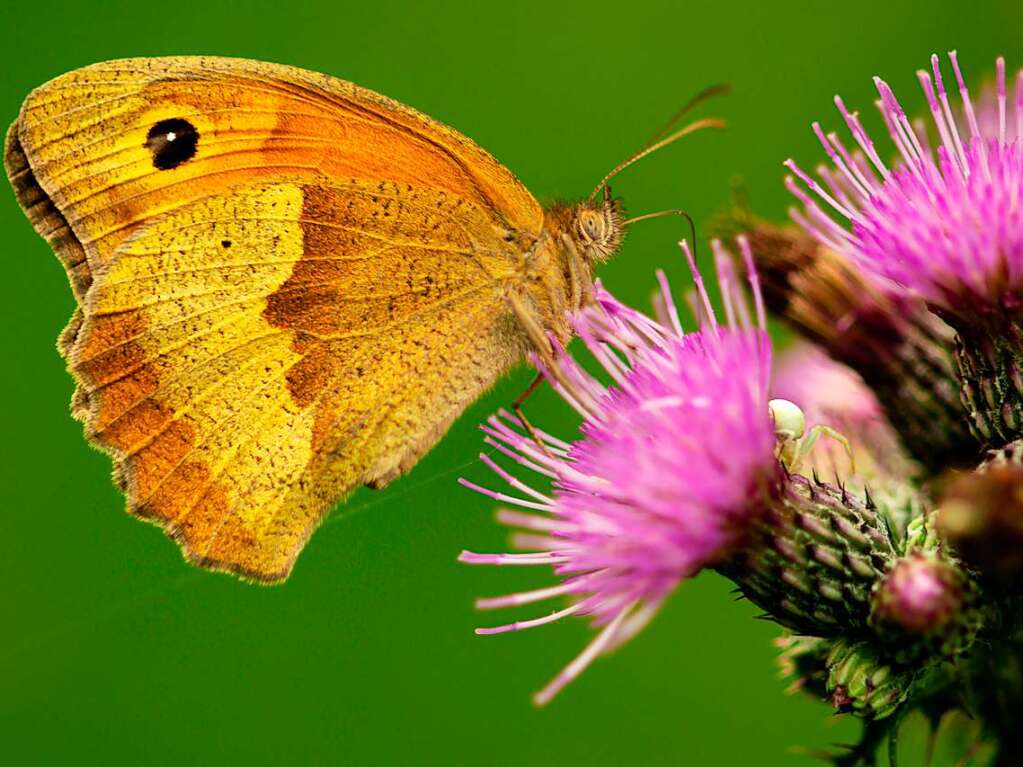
[5,57,623,581]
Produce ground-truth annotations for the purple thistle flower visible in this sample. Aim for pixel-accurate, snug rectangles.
[978,75,1022,143]
[459,239,778,704]
[786,52,1023,319]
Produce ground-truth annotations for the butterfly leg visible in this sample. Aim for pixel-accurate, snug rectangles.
[505,290,580,455]
[562,234,582,310]
[509,372,557,457]
[505,236,596,454]
[505,291,576,397]
[559,233,594,309]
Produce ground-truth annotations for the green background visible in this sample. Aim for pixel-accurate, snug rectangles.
[0,1,1016,764]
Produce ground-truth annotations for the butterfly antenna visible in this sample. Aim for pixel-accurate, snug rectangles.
[622,208,699,260]
[589,84,731,202]
[589,118,726,201]
[640,83,732,150]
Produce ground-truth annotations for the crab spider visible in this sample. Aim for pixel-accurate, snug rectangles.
[768,399,855,476]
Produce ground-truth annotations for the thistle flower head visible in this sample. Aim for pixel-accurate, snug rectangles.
[459,239,778,704]
[787,53,1023,320]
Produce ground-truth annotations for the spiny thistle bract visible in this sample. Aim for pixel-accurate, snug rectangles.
[459,53,1023,766]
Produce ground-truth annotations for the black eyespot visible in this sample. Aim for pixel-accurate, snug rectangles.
[221,239,232,249]
[145,118,199,170]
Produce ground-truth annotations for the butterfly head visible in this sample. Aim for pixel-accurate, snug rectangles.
[572,195,624,263]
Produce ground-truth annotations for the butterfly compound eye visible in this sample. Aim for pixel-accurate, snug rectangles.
[577,209,604,241]
[144,118,200,170]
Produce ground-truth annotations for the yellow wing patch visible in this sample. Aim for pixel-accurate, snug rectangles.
[68,180,523,581]
[71,183,314,577]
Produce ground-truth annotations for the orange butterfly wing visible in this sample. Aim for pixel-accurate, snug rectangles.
[7,57,546,581]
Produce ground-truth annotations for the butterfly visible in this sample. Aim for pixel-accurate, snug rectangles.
[6,57,720,582]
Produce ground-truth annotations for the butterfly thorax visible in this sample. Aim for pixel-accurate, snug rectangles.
[516,197,624,343]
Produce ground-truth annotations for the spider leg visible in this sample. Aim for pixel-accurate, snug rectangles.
[803,425,857,475]
[790,430,820,472]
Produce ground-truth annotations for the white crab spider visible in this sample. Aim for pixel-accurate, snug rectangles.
[768,398,855,475]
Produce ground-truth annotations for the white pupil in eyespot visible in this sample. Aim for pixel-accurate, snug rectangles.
[166,132,177,142]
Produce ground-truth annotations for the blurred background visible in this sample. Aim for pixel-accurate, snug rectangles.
[0,1,1017,764]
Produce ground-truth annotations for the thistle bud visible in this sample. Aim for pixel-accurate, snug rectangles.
[824,640,912,720]
[721,474,897,637]
[872,554,963,633]
[778,635,916,720]
[868,512,986,667]
[939,460,1023,584]
[871,556,984,670]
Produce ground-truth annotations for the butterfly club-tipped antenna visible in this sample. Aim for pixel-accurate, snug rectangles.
[589,83,730,202]
[622,208,697,242]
